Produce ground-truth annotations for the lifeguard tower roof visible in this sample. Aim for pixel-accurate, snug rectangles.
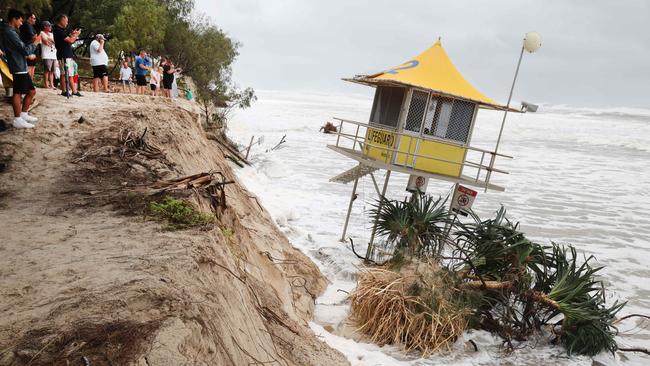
[345,40,517,112]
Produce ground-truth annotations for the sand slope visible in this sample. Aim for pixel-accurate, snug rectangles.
[0,90,348,366]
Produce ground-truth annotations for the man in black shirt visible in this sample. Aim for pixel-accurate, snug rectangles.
[53,14,81,97]
[19,12,37,78]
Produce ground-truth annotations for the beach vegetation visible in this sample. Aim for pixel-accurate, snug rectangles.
[147,197,215,231]
[350,264,470,356]
[353,194,626,357]
[110,0,169,53]
[221,226,234,239]
[0,0,51,15]
[370,193,450,260]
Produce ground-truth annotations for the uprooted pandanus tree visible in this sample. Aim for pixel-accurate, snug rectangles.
[348,193,643,358]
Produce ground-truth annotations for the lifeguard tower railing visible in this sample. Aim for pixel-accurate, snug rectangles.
[327,117,512,192]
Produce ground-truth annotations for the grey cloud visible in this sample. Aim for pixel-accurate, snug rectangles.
[197,0,650,107]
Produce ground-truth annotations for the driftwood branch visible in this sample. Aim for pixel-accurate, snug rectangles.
[213,137,250,166]
[348,238,378,265]
[127,172,234,219]
[266,135,286,152]
[461,280,513,291]
[319,122,337,134]
[618,347,650,355]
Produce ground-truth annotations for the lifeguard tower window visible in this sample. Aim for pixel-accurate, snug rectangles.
[369,86,405,129]
[424,97,476,144]
[405,90,429,133]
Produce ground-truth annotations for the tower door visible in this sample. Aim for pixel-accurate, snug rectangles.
[396,89,428,167]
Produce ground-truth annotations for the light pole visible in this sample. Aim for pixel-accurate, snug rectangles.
[486,32,541,189]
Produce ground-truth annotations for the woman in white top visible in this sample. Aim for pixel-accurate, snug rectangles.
[149,67,161,96]
[40,21,57,89]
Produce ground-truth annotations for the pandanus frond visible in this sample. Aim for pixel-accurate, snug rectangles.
[370,193,450,258]
[561,300,626,356]
[453,206,541,282]
[535,244,625,355]
[450,207,626,356]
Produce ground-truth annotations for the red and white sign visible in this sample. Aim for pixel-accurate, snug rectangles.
[450,185,477,214]
[406,175,429,193]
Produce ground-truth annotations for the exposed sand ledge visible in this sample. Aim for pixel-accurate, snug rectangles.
[0,90,348,365]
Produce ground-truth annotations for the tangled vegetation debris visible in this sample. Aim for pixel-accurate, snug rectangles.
[350,265,472,356]
[348,193,636,357]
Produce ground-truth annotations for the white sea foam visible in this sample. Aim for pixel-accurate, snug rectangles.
[228,90,650,365]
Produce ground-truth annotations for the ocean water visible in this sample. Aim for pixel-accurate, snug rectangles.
[227,90,650,365]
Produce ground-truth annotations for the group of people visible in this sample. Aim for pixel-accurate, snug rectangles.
[0,8,184,130]
[119,51,182,97]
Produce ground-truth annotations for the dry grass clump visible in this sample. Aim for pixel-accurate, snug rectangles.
[349,264,469,356]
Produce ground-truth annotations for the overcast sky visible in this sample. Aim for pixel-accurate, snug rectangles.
[195,0,649,107]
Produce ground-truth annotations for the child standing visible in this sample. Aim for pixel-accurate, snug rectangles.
[72,60,80,92]
[149,66,160,96]
[119,61,133,93]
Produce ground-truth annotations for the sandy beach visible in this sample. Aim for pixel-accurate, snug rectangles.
[0,89,347,365]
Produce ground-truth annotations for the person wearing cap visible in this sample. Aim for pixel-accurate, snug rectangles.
[89,33,109,93]
[40,21,57,89]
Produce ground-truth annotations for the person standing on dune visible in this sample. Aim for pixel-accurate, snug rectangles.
[162,57,179,98]
[134,50,151,95]
[53,14,81,97]
[19,12,37,78]
[149,65,160,96]
[119,60,133,93]
[1,9,41,128]
[40,21,57,89]
[89,34,109,92]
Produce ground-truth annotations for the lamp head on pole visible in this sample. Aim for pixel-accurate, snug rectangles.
[523,32,542,53]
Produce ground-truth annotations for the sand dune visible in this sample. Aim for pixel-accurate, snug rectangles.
[0,89,347,365]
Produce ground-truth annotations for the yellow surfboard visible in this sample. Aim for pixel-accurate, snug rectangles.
[0,58,13,82]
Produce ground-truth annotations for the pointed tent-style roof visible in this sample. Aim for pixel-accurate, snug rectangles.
[346,40,513,111]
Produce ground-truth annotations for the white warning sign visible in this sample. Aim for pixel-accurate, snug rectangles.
[406,175,429,193]
[450,185,477,216]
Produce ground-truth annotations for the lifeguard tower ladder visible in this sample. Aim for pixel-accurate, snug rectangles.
[329,40,526,243]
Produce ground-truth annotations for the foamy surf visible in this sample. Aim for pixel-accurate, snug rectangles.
[228,90,649,365]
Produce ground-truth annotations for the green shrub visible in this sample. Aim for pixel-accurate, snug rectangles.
[147,197,214,231]
[221,226,234,239]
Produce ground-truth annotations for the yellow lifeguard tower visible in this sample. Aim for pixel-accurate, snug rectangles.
[329,35,541,242]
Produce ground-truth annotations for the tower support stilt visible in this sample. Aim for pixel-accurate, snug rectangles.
[366,170,391,260]
[340,176,360,242]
